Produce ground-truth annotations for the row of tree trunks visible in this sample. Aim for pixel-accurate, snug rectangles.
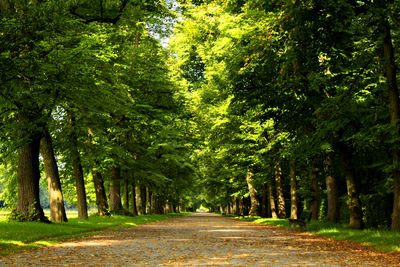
[255,153,361,230]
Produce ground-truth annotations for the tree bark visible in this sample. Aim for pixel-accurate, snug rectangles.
[310,160,319,220]
[289,160,298,219]
[109,166,122,212]
[268,180,278,219]
[40,129,67,222]
[246,168,259,216]
[92,169,109,216]
[68,112,88,220]
[15,115,47,222]
[274,156,286,218]
[325,153,339,223]
[339,143,364,229]
[382,20,400,231]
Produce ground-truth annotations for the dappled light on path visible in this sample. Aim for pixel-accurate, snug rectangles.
[0,213,398,266]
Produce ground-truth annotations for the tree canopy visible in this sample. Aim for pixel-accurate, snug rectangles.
[0,0,399,231]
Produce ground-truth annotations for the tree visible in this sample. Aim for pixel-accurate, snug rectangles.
[40,129,68,222]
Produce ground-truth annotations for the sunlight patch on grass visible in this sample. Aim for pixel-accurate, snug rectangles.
[0,240,25,246]
[318,228,339,234]
[33,240,54,246]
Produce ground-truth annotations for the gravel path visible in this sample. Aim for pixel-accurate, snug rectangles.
[0,213,399,266]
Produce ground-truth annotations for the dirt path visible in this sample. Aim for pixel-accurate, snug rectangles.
[0,213,399,266]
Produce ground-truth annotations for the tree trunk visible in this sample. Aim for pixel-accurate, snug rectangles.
[325,153,339,223]
[234,197,240,215]
[68,111,88,220]
[140,186,146,214]
[135,185,143,214]
[168,200,174,213]
[15,116,47,222]
[339,143,364,229]
[151,192,156,214]
[227,197,231,215]
[239,198,245,216]
[261,183,268,217]
[109,166,122,212]
[246,168,259,216]
[86,128,109,217]
[382,20,400,231]
[268,180,278,219]
[289,160,298,219]
[40,129,67,222]
[310,160,319,220]
[92,169,109,216]
[131,181,137,216]
[274,157,286,218]
[146,187,151,214]
[123,178,129,211]
[72,156,88,220]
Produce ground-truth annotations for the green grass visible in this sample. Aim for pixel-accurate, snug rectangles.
[0,210,187,256]
[232,215,400,252]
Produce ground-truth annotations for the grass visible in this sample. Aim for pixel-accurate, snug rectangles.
[231,215,400,253]
[0,209,187,256]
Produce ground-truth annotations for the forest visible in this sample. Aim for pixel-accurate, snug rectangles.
[0,0,399,232]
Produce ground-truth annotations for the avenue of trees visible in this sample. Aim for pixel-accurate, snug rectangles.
[1,0,400,232]
[170,0,400,230]
[0,0,199,222]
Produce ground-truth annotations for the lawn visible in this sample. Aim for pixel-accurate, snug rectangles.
[233,215,400,252]
[0,209,186,255]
